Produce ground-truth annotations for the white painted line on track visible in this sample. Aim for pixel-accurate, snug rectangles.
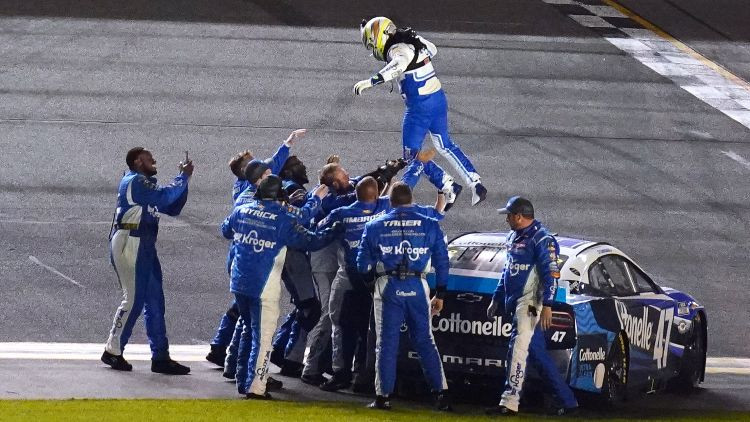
[721,150,750,171]
[0,343,749,374]
[28,256,84,288]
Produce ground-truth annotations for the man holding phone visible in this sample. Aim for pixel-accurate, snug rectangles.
[101,147,194,375]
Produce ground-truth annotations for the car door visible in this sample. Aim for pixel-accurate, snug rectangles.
[590,255,675,389]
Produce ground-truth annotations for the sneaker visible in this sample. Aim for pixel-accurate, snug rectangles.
[301,373,327,386]
[151,359,190,375]
[441,179,463,212]
[266,376,283,392]
[435,390,453,412]
[548,406,579,416]
[470,182,487,206]
[222,371,235,380]
[485,405,517,416]
[320,375,351,392]
[246,392,273,400]
[205,345,226,368]
[352,382,375,395]
[101,350,132,371]
[279,361,303,378]
[270,349,285,368]
[367,395,392,410]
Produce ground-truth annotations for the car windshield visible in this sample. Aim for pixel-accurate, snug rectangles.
[448,246,569,274]
[449,245,505,273]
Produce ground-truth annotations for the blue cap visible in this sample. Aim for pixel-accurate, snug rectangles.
[497,196,534,215]
[244,159,270,184]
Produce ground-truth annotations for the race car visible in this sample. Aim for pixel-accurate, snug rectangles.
[397,232,707,405]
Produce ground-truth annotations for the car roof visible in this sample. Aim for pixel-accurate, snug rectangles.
[449,232,635,283]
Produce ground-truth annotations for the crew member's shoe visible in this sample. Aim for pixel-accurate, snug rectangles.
[320,374,352,392]
[548,406,579,416]
[471,181,487,206]
[435,390,453,412]
[485,405,517,416]
[441,179,463,212]
[246,392,273,400]
[270,349,285,368]
[279,360,303,378]
[222,371,235,380]
[205,344,226,368]
[352,382,375,395]
[300,373,327,386]
[266,376,283,392]
[151,359,191,375]
[367,395,392,410]
[101,350,132,371]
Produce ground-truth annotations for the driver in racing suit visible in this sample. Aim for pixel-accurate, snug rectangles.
[356,182,451,411]
[353,17,487,209]
[486,196,578,416]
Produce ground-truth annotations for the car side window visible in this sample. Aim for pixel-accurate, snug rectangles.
[587,255,638,296]
[626,261,659,294]
[587,260,618,297]
[600,255,638,296]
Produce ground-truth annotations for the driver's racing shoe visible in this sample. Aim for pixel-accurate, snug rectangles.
[485,405,517,416]
[367,395,392,410]
[441,178,463,212]
[151,359,190,375]
[101,350,132,371]
[470,181,487,206]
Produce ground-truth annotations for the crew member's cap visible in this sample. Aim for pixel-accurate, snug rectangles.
[497,196,534,215]
[244,159,270,184]
[254,174,285,200]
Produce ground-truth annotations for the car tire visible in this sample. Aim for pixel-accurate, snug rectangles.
[669,313,706,393]
[599,331,628,408]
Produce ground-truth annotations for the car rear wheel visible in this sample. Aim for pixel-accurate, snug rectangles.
[669,313,705,392]
[600,332,628,407]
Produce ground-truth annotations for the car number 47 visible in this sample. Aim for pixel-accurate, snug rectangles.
[551,331,566,342]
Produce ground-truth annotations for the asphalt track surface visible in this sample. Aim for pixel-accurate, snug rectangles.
[1,0,749,410]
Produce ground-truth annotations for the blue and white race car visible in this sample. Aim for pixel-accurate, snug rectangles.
[397,232,707,405]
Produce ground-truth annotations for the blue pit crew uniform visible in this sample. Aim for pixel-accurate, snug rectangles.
[210,142,292,354]
[356,206,449,397]
[491,221,578,412]
[222,189,322,377]
[220,199,336,396]
[105,170,189,360]
[270,179,324,370]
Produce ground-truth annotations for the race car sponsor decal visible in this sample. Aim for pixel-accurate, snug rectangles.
[570,333,610,392]
[614,301,673,369]
[431,313,512,337]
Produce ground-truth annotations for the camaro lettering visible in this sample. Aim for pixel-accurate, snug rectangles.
[234,230,277,253]
[431,313,512,337]
[408,351,505,368]
[579,347,606,362]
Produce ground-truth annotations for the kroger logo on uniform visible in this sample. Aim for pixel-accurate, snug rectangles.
[507,261,531,276]
[379,240,430,261]
[234,230,276,253]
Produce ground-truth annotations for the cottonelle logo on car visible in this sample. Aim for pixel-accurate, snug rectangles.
[614,301,674,369]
